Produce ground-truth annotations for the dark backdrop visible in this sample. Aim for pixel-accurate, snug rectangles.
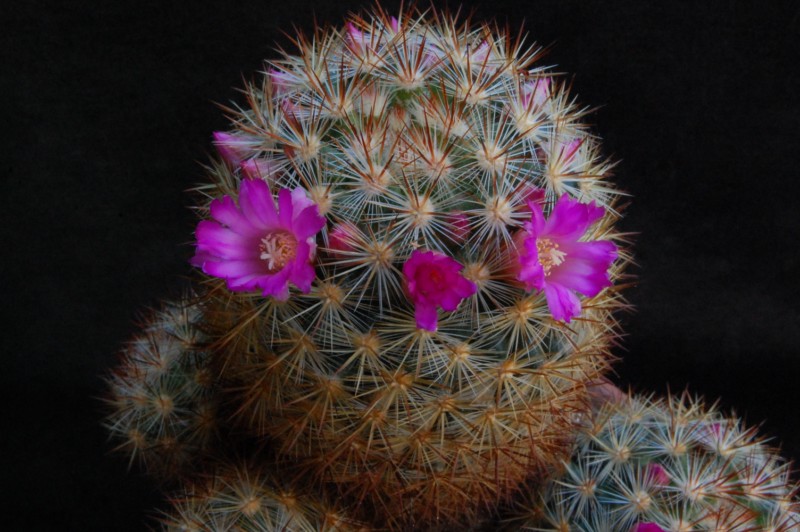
[3,1,799,529]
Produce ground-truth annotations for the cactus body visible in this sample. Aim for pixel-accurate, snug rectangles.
[508,393,800,531]
[104,295,218,479]
[192,7,628,528]
[161,461,369,532]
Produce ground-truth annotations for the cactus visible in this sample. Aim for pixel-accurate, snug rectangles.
[99,6,800,532]
[505,392,800,531]
[104,294,219,480]
[188,6,629,528]
[160,460,370,532]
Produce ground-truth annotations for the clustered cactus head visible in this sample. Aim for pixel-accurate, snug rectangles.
[160,460,370,531]
[103,295,218,479]
[507,393,800,531]
[188,4,629,528]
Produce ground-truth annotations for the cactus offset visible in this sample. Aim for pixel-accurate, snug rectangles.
[190,6,629,528]
[160,460,370,531]
[506,393,800,531]
[104,294,219,479]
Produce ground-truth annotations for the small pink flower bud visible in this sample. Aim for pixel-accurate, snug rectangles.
[522,77,551,108]
[268,68,292,94]
[645,463,670,486]
[212,132,259,166]
[563,137,584,164]
[327,223,357,256]
[241,158,278,181]
[470,41,490,64]
[346,22,365,44]
[444,211,470,243]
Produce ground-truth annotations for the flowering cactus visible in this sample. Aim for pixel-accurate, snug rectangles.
[188,6,628,528]
[505,393,800,531]
[99,6,800,532]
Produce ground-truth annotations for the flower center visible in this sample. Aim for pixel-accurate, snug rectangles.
[258,230,298,273]
[536,238,567,276]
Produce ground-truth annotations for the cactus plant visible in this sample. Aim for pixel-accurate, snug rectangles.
[104,294,219,480]
[505,392,800,531]
[187,5,629,528]
[160,460,370,531]
[99,6,800,532]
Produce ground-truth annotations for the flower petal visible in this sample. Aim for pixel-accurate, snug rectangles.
[549,241,616,297]
[288,260,316,294]
[203,258,266,281]
[516,233,546,291]
[525,200,546,236]
[292,205,326,240]
[414,302,439,332]
[195,221,258,260]
[560,239,618,263]
[277,188,294,228]
[209,196,260,237]
[543,282,582,322]
[290,187,315,215]
[257,268,291,300]
[239,179,279,228]
[544,195,604,241]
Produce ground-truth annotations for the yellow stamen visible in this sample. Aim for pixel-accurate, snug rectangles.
[259,230,298,272]
[536,238,567,276]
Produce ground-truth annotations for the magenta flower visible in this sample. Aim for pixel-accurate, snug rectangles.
[515,193,617,322]
[403,250,477,332]
[191,179,325,300]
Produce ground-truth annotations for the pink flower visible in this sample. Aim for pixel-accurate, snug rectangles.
[632,524,665,532]
[191,180,325,300]
[212,131,260,166]
[515,193,617,322]
[403,250,477,332]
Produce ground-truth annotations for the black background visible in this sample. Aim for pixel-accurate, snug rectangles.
[3,1,799,529]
